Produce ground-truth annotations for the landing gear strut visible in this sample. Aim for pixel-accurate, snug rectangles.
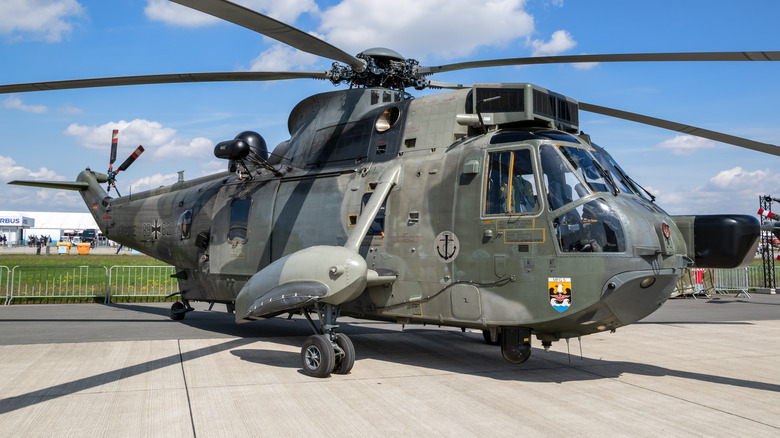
[300,303,355,378]
[501,327,532,364]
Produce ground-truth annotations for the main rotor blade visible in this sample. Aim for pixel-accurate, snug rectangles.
[427,80,470,90]
[172,0,366,72]
[0,71,329,94]
[579,102,780,156]
[418,51,780,75]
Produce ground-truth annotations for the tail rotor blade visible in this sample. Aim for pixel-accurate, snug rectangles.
[109,129,119,166]
[117,145,145,172]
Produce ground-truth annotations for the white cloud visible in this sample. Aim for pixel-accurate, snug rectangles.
[656,135,717,155]
[59,104,82,115]
[145,0,318,27]
[248,45,320,71]
[144,0,219,27]
[3,96,47,114]
[127,173,179,193]
[2,96,83,114]
[572,61,599,71]
[155,137,214,160]
[654,166,780,216]
[530,30,576,57]
[63,119,214,160]
[239,0,319,23]
[318,0,535,60]
[705,167,771,192]
[0,0,85,42]
[0,154,86,212]
[200,159,227,176]
[0,155,63,183]
[2,184,82,212]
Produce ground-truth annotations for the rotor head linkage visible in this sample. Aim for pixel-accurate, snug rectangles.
[327,49,429,91]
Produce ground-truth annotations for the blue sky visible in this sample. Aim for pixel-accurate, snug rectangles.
[1,0,779,218]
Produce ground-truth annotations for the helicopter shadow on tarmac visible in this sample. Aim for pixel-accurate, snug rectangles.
[1,321,778,417]
[230,326,780,394]
[110,302,780,394]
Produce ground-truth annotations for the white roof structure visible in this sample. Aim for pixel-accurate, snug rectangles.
[0,210,97,233]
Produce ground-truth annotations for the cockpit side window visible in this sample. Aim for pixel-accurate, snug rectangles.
[554,199,626,253]
[539,144,587,211]
[485,149,539,215]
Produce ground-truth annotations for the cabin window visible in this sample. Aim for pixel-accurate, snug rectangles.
[484,149,538,215]
[178,210,192,240]
[228,199,251,242]
[553,199,626,253]
[361,193,386,236]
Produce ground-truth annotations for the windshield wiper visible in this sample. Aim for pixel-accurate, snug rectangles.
[592,159,619,196]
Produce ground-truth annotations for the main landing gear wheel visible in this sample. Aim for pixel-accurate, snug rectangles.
[332,333,355,375]
[301,334,335,378]
[500,326,532,364]
[170,301,187,320]
[299,303,355,377]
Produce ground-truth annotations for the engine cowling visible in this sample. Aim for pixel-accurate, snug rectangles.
[673,214,760,268]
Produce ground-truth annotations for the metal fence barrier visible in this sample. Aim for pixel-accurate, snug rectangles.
[3,265,178,304]
[680,266,780,299]
[1,266,9,305]
[7,265,108,304]
[107,265,178,302]
[744,265,780,290]
[713,267,750,298]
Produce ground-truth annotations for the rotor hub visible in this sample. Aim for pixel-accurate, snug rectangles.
[327,48,428,91]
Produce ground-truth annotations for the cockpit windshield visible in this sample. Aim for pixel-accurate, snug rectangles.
[557,145,614,194]
[590,144,647,199]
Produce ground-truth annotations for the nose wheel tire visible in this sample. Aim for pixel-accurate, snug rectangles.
[301,335,335,378]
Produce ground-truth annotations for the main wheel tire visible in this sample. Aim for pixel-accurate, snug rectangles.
[332,333,355,375]
[170,301,186,321]
[501,342,532,364]
[301,335,335,378]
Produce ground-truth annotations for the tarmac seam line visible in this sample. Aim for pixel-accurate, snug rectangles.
[178,339,198,438]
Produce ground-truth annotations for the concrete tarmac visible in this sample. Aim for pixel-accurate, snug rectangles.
[0,294,779,437]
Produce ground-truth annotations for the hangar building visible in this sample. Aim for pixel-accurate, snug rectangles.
[0,211,99,246]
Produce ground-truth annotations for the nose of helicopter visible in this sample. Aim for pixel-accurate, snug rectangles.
[574,268,681,334]
[603,270,681,325]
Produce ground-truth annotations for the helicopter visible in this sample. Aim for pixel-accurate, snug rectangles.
[4,0,778,378]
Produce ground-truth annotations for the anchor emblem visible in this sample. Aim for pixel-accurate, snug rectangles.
[435,231,460,263]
